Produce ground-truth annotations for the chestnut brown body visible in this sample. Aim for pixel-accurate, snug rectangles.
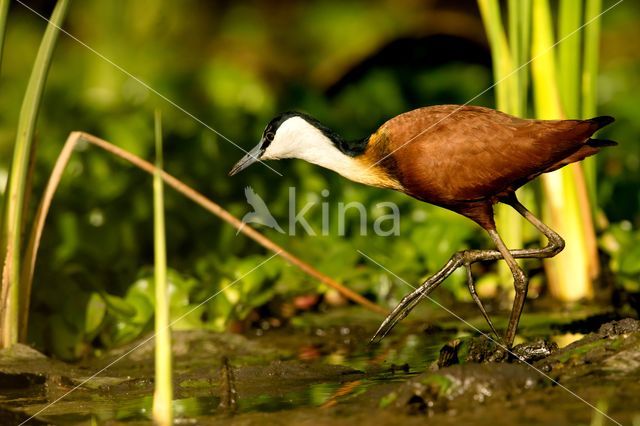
[365,105,614,229]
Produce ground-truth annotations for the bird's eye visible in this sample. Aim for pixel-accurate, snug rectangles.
[265,132,275,142]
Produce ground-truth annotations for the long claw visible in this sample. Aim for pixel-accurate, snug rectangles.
[370,290,423,343]
[370,272,451,344]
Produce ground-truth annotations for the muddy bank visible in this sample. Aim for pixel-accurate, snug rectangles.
[383,318,640,425]
[0,308,638,425]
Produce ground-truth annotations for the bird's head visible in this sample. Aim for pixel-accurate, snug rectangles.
[229,112,339,176]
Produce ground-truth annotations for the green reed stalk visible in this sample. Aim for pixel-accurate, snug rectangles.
[0,0,70,348]
[508,0,531,117]
[152,110,173,425]
[480,0,599,302]
[532,0,595,301]
[0,0,9,70]
[478,0,516,113]
[582,0,603,205]
[558,0,583,118]
[0,0,10,230]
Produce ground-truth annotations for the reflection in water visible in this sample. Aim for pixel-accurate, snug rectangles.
[39,329,451,423]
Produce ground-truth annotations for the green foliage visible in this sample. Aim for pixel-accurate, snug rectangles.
[601,223,640,292]
[84,292,106,337]
[101,271,195,347]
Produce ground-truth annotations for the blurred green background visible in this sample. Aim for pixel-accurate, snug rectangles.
[0,0,638,359]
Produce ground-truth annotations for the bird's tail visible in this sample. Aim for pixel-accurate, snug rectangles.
[587,115,615,130]
[587,138,618,148]
[584,115,617,147]
[543,117,617,174]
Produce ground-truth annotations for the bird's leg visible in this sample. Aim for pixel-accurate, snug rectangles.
[371,197,564,344]
[506,197,565,257]
[496,196,564,346]
[371,248,498,343]
[487,229,528,347]
[465,262,500,340]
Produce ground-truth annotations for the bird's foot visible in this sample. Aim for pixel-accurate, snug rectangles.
[370,254,463,343]
[370,288,424,344]
[370,271,454,344]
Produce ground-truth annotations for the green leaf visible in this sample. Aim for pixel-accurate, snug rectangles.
[125,292,155,325]
[85,292,107,337]
[50,314,83,360]
[101,292,137,319]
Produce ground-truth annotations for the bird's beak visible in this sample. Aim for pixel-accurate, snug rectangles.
[228,143,265,176]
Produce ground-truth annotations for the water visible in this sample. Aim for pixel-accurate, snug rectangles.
[1,306,636,424]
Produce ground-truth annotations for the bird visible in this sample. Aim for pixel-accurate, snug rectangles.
[229,105,616,347]
[237,186,285,234]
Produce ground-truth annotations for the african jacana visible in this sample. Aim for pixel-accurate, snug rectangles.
[229,105,616,347]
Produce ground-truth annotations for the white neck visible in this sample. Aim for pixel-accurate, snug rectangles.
[262,116,400,189]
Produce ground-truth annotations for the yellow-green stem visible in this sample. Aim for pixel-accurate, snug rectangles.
[582,0,603,205]
[152,110,173,425]
[0,0,9,233]
[0,0,9,72]
[0,0,70,348]
[558,0,583,118]
[478,0,516,113]
[508,0,531,117]
[532,0,594,301]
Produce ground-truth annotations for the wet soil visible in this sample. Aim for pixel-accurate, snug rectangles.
[1,305,638,425]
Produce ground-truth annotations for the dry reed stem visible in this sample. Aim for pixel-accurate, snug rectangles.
[20,132,387,340]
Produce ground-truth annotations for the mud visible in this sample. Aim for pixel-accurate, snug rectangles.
[0,307,638,425]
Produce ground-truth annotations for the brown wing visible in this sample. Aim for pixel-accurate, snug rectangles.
[371,105,608,205]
